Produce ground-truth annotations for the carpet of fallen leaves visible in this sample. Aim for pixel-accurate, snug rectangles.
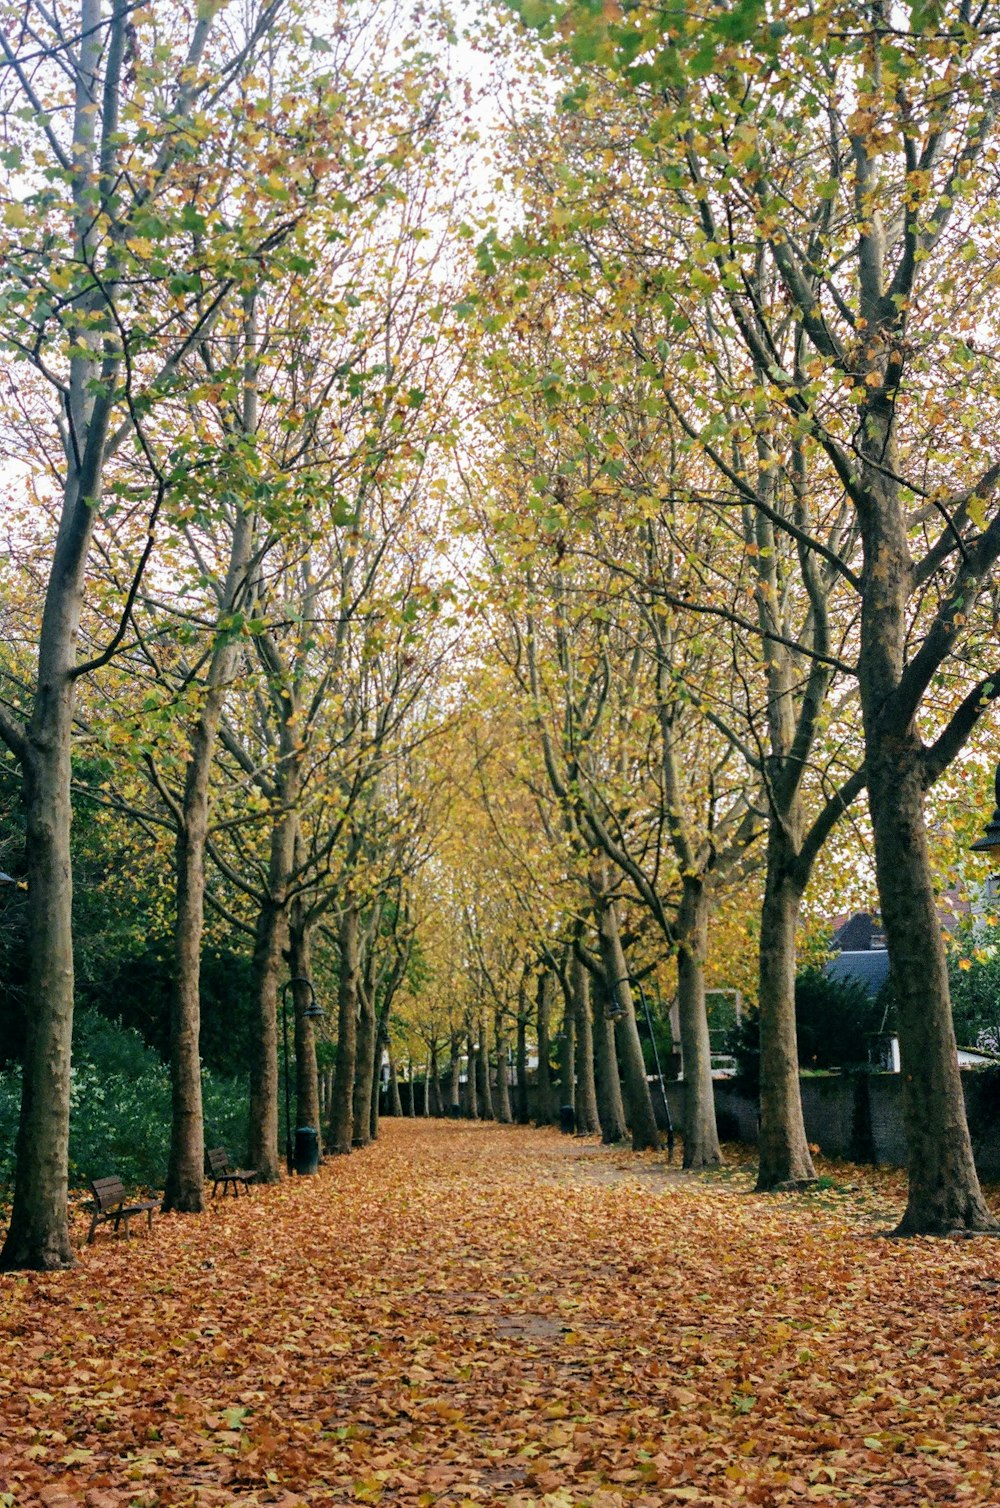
[2,1122,1000,1508]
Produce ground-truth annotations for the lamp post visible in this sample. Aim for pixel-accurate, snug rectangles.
[280,976,324,1174]
[970,760,1000,855]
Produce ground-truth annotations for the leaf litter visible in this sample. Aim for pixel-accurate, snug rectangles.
[2,1120,1000,1507]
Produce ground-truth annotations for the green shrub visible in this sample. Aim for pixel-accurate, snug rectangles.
[948,925,1000,1052]
[0,1010,248,1195]
[729,966,888,1090]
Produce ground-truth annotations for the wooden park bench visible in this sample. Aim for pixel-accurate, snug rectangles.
[86,1176,159,1244]
[206,1146,258,1198]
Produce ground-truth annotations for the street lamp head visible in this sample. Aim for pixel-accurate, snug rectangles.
[971,761,1000,854]
[281,975,323,1018]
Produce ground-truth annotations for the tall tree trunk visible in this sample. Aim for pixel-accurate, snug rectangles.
[465,1034,479,1119]
[0,735,76,1269]
[515,1014,530,1124]
[494,1012,513,1124]
[248,891,286,1183]
[559,999,576,1116]
[756,844,814,1189]
[869,743,991,1231]
[164,315,258,1214]
[572,952,600,1135]
[352,977,377,1148]
[676,876,721,1169]
[592,975,628,1143]
[406,1059,417,1117]
[163,720,216,1214]
[389,1051,404,1116]
[329,900,359,1155]
[448,1032,462,1115]
[370,1014,387,1140]
[0,0,119,1273]
[248,761,300,1182]
[291,917,321,1155]
[535,973,557,1124]
[596,890,659,1151]
[428,1040,442,1116]
[477,1012,494,1120]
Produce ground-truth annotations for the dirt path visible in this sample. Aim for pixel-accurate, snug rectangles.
[2,1121,999,1506]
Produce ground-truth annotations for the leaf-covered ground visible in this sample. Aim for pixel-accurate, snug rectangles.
[2,1122,1000,1507]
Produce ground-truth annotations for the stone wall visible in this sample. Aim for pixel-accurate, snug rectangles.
[660,1069,1000,1176]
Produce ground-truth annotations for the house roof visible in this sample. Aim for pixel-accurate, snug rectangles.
[825,949,891,997]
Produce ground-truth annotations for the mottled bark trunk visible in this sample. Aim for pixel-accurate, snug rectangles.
[559,1001,576,1115]
[477,1014,494,1120]
[572,952,600,1135]
[0,0,116,1273]
[676,876,721,1170]
[329,901,359,1155]
[428,1040,442,1116]
[494,1013,512,1124]
[163,729,214,1214]
[248,793,299,1183]
[0,735,76,1270]
[870,747,992,1231]
[592,976,628,1143]
[291,922,321,1155]
[352,980,376,1148]
[388,1051,403,1116]
[448,1033,461,1114]
[535,973,557,1124]
[248,894,285,1183]
[597,895,659,1151]
[515,1016,529,1124]
[370,1016,387,1140]
[464,1034,479,1119]
[756,846,814,1189]
[406,1060,417,1117]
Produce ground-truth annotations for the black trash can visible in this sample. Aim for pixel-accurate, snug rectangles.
[450,1104,462,1118]
[294,1126,320,1175]
[559,1104,576,1135]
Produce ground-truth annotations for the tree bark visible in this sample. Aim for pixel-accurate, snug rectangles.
[596,890,659,1151]
[0,737,77,1269]
[352,975,377,1148]
[494,1011,513,1124]
[428,1039,443,1116]
[371,1011,390,1140]
[247,891,286,1183]
[329,900,359,1156]
[464,1033,479,1119]
[676,876,721,1169]
[247,732,301,1181]
[388,1050,403,1116]
[535,972,558,1124]
[291,919,321,1155]
[559,991,576,1117]
[869,739,991,1230]
[756,843,815,1189]
[515,1014,529,1124]
[477,1012,494,1120]
[592,975,628,1143]
[448,1032,462,1115]
[571,951,600,1135]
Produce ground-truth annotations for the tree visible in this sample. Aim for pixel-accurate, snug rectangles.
[0,0,301,1270]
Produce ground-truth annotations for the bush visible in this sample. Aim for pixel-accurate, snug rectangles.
[948,925,1000,1052]
[0,1010,248,1195]
[729,966,888,1090]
